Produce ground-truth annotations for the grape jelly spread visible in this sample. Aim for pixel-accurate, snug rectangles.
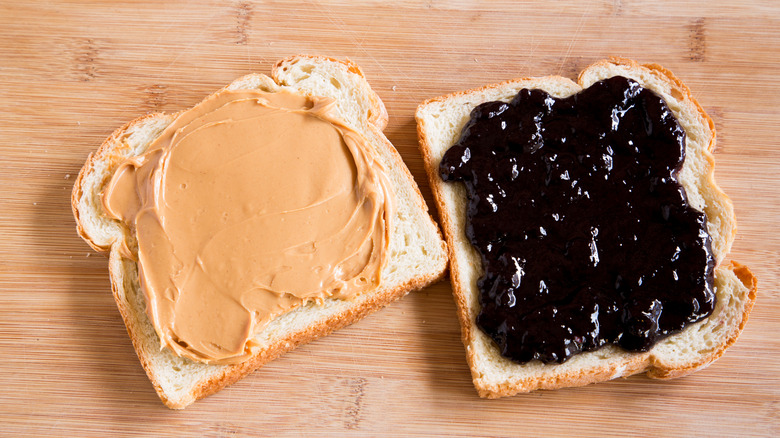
[439,76,716,364]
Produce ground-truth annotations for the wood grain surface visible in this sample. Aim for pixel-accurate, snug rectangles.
[1,1,778,436]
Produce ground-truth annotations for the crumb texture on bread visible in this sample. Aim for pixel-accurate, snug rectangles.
[416,57,756,398]
[73,55,447,409]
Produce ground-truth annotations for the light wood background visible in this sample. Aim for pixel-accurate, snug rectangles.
[1,1,778,436]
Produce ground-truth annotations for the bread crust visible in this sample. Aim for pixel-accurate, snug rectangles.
[416,57,756,398]
[272,55,389,131]
[72,112,175,253]
[73,55,447,409]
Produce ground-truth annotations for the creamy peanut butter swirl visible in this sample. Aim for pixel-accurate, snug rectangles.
[102,88,393,364]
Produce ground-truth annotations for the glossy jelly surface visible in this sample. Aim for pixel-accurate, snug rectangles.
[440,76,715,364]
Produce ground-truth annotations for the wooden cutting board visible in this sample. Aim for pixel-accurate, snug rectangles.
[1,1,778,436]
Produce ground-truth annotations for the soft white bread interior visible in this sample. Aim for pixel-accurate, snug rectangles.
[73,55,448,409]
[415,57,756,398]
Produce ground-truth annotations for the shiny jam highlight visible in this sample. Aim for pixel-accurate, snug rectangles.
[440,76,715,364]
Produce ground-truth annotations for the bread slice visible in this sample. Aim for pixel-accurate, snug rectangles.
[72,55,448,409]
[416,57,756,398]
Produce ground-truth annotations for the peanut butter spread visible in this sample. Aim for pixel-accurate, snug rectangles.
[102,88,394,365]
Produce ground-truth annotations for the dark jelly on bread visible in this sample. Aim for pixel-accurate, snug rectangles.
[440,76,715,364]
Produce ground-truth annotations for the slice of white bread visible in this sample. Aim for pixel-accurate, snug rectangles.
[416,57,756,398]
[72,55,448,409]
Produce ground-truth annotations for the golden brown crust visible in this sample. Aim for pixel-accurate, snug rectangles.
[74,55,448,409]
[646,261,757,380]
[578,58,717,154]
[184,270,445,409]
[107,252,170,406]
[472,261,757,398]
[413,77,571,387]
[594,57,737,259]
[72,112,173,253]
[416,58,755,398]
[271,54,389,131]
[415,116,475,379]
[165,55,448,407]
